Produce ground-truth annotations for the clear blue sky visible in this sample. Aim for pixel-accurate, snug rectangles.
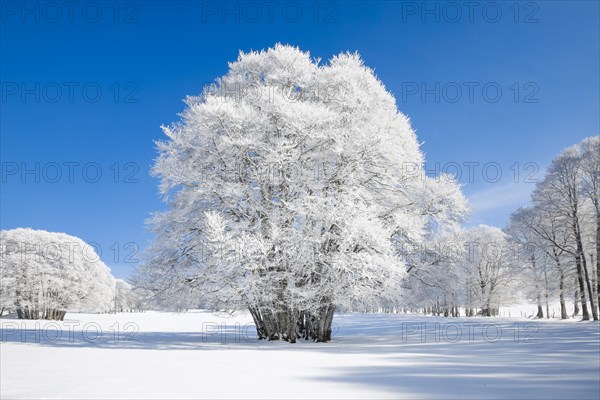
[1,1,599,279]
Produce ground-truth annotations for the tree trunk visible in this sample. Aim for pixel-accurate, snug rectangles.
[575,254,590,320]
[542,264,550,319]
[15,306,65,321]
[572,204,597,320]
[596,209,600,317]
[531,255,543,318]
[591,252,599,318]
[316,304,335,342]
[555,250,568,319]
[580,249,598,320]
[249,303,333,342]
[558,270,567,319]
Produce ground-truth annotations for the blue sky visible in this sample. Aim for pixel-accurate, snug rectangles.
[1,1,599,279]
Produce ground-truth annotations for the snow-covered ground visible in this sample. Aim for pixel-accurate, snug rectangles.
[1,311,599,399]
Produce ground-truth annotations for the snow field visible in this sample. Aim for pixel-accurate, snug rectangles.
[1,310,599,399]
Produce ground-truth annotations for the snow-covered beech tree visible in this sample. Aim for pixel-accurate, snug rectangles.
[136,44,467,341]
[0,228,116,320]
[112,280,149,312]
[114,279,134,312]
[579,136,600,311]
[531,140,599,320]
[507,207,569,319]
[503,214,535,317]
[462,225,517,316]
[401,229,467,316]
[503,136,599,321]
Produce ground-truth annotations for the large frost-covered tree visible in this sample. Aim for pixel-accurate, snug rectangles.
[0,228,116,320]
[137,44,467,341]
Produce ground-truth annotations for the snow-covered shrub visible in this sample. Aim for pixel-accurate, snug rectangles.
[0,228,116,320]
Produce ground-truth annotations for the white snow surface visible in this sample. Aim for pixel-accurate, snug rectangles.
[1,310,599,399]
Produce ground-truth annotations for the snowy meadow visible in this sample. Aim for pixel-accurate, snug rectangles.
[2,311,599,399]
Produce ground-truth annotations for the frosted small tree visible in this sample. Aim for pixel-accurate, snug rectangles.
[463,225,516,316]
[508,206,571,319]
[402,228,467,316]
[139,44,467,341]
[0,228,116,320]
[114,279,134,312]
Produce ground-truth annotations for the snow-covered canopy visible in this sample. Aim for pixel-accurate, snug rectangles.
[0,228,116,312]
[137,44,469,320]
